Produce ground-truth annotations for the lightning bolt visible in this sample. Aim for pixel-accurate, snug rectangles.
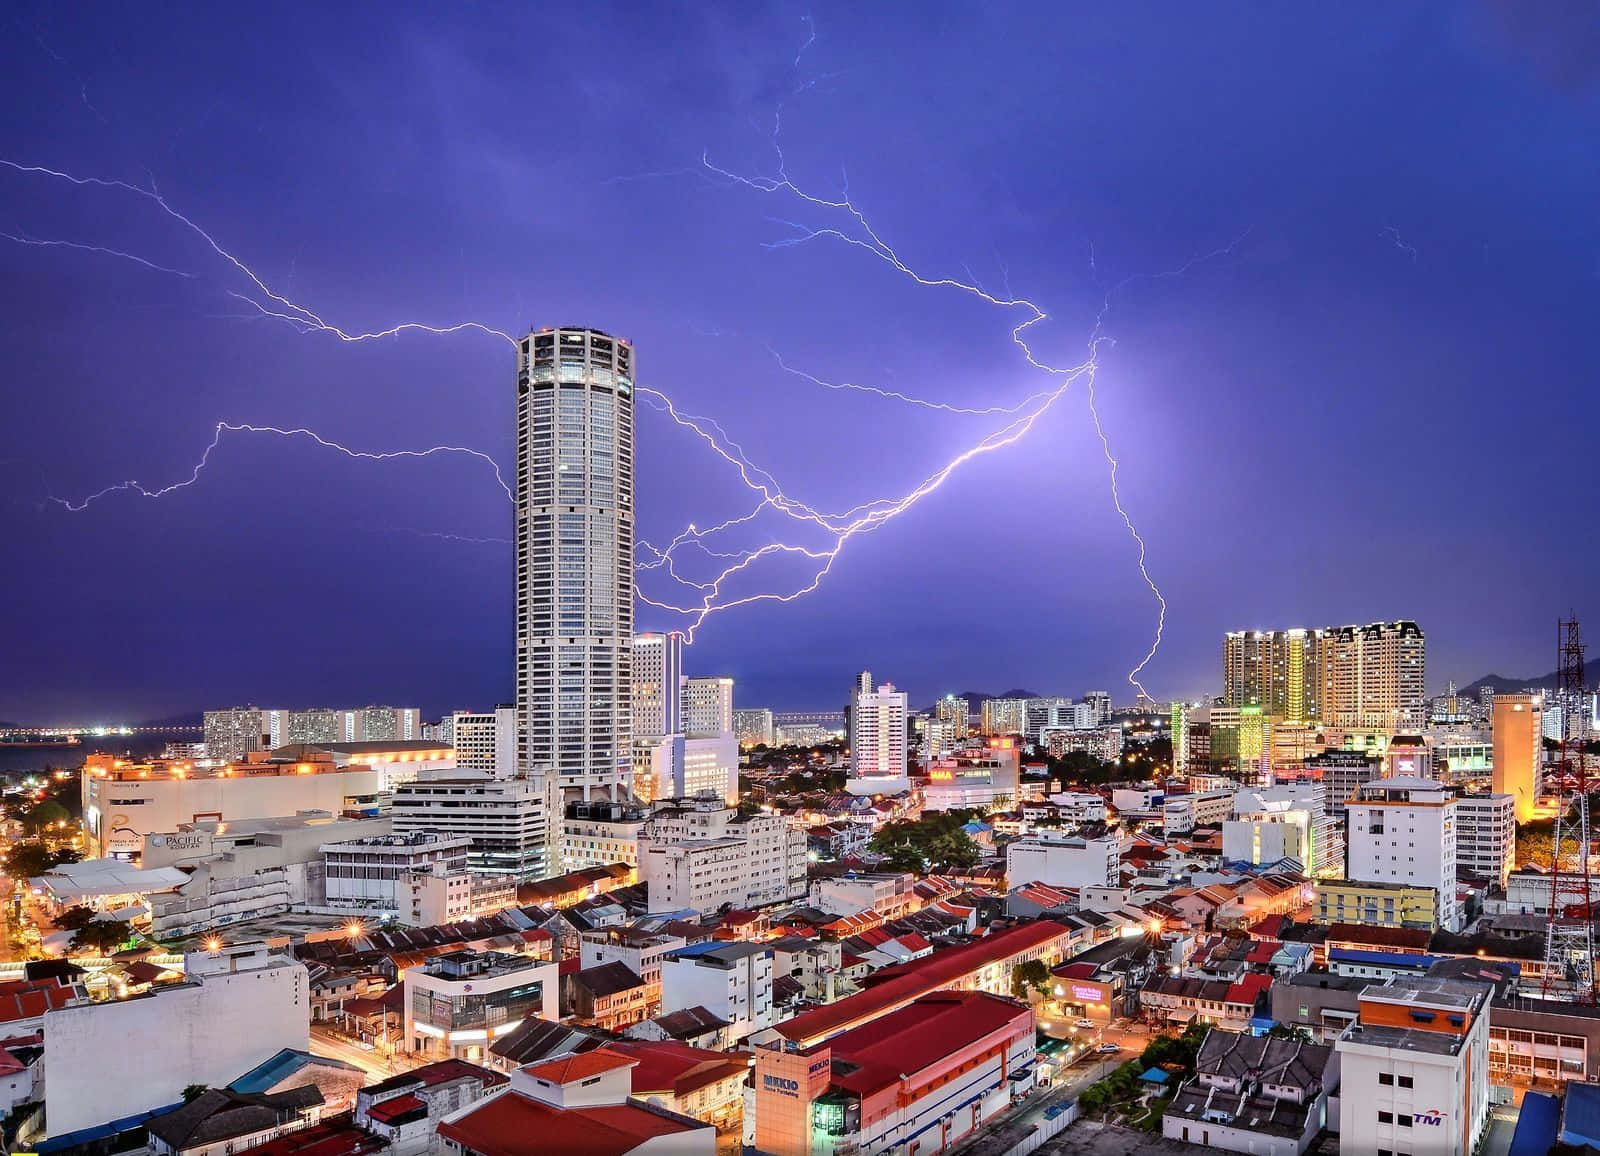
[48,422,512,512]
[6,65,1237,701]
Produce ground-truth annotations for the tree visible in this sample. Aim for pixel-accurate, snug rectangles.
[70,920,130,956]
[4,842,71,880]
[54,906,96,931]
[1268,1024,1313,1043]
[1010,959,1052,1001]
[21,799,70,833]
[182,1084,209,1103]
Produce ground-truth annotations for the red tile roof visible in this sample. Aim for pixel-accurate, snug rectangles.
[251,1122,386,1156]
[520,1050,637,1085]
[438,1092,703,1156]
[823,990,1031,1098]
[366,1093,425,1123]
[0,980,75,1024]
[600,1041,750,1098]
[1224,973,1273,1007]
[775,920,1071,1048]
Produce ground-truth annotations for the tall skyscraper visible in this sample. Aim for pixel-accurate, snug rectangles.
[1319,621,1426,732]
[1083,691,1113,725]
[847,680,909,795]
[452,706,518,779]
[516,326,634,809]
[1222,629,1323,722]
[1492,693,1543,823]
[980,697,1028,737]
[631,632,683,740]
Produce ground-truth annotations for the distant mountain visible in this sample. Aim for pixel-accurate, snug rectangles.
[1454,672,1560,699]
[136,712,204,728]
[920,689,1042,713]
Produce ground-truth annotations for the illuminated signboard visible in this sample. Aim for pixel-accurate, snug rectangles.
[1070,984,1106,1003]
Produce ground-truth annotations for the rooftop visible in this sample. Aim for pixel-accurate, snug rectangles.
[775,919,1069,1047]
[440,1096,702,1156]
[816,990,1032,1098]
[520,1050,637,1085]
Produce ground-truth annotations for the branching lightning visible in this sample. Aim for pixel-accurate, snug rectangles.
[4,22,1241,700]
[48,422,512,512]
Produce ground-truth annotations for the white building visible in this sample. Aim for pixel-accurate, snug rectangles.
[809,872,918,921]
[1163,789,1234,834]
[203,707,287,761]
[659,941,775,1043]
[1454,792,1515,887]
[142,812,392,937]
[1336,974,1492,1156]
[632,632,684,740]
[1023,697,1072,744]
[1346,776,1460,932]
[1043,725,1124,763]
[680,734,738,804]
[1224,783,1338,876]
[322,832,474,918]
[562,802,648,869]
[638,801,806,914]
[848,679,909,796]
[1005,829,1120,890]
[43,943,308,1138]
[922,738,1022,812]
[682,676,734,739]
[516,326,634,804]
[921,717,960,762]
[452,707,517,779]
[403,949,560,1063]
[392,774,559,881]
[1045,792,1109,825]
[81,754,384,860]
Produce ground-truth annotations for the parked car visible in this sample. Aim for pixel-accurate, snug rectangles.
[1075,1019,1096,1029]
[1097,1043,1121,1054]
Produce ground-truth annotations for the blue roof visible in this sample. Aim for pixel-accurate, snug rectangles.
[1563,1081,1600,1147]
[229,1047,358,1093]
[1138,1067,1170,1083]
[1329,947,1438,970]
[33,1102,183,1153]
[665,940,730,959]
[1509,1091,1561,1156]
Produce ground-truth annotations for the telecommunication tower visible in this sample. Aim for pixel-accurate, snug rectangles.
[1542,617,1597,1002]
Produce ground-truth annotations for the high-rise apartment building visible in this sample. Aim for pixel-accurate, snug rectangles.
[516,326,633,805]
[934,694,969,741]
[1083,691,1113,725]
[1022,697,1071,745]
[203,707,277,762]
[1223,629,1323,721]
[980,697,1029,737]
[1455,791,1515,887]
[631,632,683,741]
[683,676,734,739]
[1492,693,1543,822]
[732,708,775,747]
[848,679,909,795]
[1319,621,1426,731]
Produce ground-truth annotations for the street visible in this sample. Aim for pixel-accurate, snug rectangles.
[309,1025,411,1079]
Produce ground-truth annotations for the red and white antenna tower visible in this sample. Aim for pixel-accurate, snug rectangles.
[1542,617,1597,1002]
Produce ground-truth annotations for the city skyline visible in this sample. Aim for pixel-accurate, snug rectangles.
[4,5,1599,722]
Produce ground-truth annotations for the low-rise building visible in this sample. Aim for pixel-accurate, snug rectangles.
[323,832,475,922]
[580,927,688,1019]
[1314,879,1439,931]
[1164,789,1233,834]
[565,962,651,1033]
[660,942,774,1043]
[603,1040,750,1131]
[808,872,917,922]
[1335,973,1494,1156]
[438,1051,714,1156]
[1164,1031,1335,1155]
[637,800,806,914]
[355,1059,509,1156]
[43,942,309,1139]
[751,991,1034,1156]
[1005,830,1119,890]
[403,950,559,1064]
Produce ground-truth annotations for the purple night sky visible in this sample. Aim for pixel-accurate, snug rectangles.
[2,3,1598,722]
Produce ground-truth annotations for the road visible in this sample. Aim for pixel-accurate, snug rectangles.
[309,1026,412,1079]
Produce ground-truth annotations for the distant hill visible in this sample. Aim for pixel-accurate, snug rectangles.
[136,712,204,728]
[920,689,1042,713]
[1455,672,1560,699]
